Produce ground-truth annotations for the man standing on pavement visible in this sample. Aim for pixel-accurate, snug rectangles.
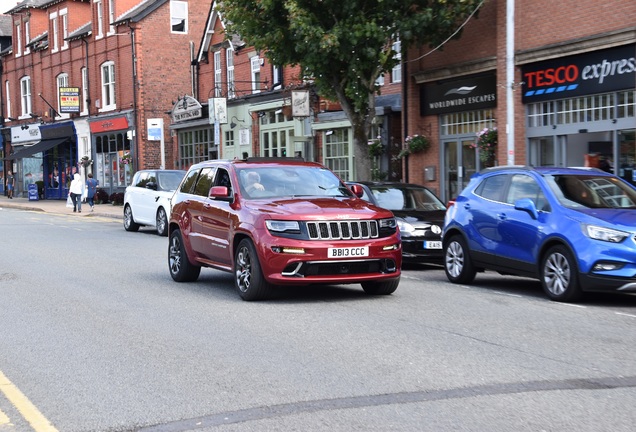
[6,171,15,199]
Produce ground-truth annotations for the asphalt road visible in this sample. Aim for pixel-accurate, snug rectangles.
[1,208,635,431]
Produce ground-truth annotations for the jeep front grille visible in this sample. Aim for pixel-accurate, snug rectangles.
[306,220,379,240]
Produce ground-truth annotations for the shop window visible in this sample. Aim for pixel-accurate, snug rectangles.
[323,129,351,181]
[178,128,213,169]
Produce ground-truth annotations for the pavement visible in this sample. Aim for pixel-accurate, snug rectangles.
[0,196,123,220]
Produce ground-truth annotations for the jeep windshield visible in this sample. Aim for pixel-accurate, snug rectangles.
[237,166,352,199]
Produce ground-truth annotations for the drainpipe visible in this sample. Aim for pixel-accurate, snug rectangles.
[128,23,139,172]
[506,0,515,165]
[402,44,409,182]
[82,37,91,113]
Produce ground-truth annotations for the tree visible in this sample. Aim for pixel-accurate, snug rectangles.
[217,0,482,180]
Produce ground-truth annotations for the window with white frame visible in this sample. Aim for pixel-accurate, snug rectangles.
[171,1,188,33]
[95,0,104,38]
[15,23,21,57]
[100,61,116,110]
[251,56,261,94]
[226,48,235,98]
[272,65,282,89]
[214,51,222,97]
[20,76,32,117]
[391,38,401,83]
[24,20,30,54]
[50,12,59,52]
[81,67,89,115]
[108,0,115,34]
[375,73,384,87]
[5,81,11,119]
[61,9,68,49]
[323,129,352,181]
[57,73,69,118]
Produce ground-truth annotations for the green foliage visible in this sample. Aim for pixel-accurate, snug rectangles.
[217,0,482,178]
[398,135,430,158]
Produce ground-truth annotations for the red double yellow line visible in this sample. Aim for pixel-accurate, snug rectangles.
[0,370,58,431]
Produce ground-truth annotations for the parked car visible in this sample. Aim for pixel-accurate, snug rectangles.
[443,166,636,302]
[168,158,402,301]
[123,169,186,236]
[346,181,446,263]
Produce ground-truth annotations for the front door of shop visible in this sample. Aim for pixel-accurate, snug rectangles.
[443,139,477,201]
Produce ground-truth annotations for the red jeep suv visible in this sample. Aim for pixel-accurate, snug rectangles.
[168,158,402,300]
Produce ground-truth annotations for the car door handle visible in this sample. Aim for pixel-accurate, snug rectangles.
[497,213,507,220]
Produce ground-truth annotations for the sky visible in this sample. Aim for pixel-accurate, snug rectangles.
[1,1,20,14]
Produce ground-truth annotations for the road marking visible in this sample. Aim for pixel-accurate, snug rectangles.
[0,370,58,432]
[615,312,636,318]
[0,408,10,425]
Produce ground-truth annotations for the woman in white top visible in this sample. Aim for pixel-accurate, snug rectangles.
[69,173,84,213]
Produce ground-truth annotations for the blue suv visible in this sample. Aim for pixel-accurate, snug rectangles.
[442,166,636,302]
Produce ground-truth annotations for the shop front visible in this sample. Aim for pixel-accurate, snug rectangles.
[89,115,134,196]
[522,44,635,183]
[170,96,216,169]
[6,122,77,199]
[420,73,498,201]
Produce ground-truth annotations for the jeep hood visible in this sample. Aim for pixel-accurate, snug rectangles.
[245,197,394,219]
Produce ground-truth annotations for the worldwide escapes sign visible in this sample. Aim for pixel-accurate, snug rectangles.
[420,74,497,116]
[521,44,635,103]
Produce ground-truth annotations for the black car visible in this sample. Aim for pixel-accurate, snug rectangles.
[348,181,446,263]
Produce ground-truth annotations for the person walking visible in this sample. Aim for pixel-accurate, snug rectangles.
[69,173,83,212]
[85,173,99,211]
[6,171,15,199]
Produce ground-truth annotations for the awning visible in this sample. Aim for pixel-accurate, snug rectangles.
[6,137,70,160]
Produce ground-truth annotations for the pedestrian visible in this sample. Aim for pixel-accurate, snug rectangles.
[68,173,83,212]
[85,173,99,211]
[6,170,15,199]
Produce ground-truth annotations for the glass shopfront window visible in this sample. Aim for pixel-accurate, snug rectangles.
[178,127,214,170]
[94,131,131,193]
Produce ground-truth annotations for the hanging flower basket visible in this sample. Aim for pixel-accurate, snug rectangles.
[473,127,498,164]
[120,152,133,165]
[80,156,93,168]
[398,135,430,158]
[367,138,384,157]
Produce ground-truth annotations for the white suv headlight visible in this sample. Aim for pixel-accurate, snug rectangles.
[266,220,301,233]
[583,224,628,243]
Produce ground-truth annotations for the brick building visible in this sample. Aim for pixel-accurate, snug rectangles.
[405,0,635,202]
[172,1,404,183]
[1,0,209,199]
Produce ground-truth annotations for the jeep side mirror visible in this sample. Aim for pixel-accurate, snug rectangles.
[209,186,232,201]
[350,184,364,198]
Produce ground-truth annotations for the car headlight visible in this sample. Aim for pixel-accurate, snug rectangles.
[583,224,628,243]
[265,220,301,233]
[396,219,415,234]
[379,218,397,229]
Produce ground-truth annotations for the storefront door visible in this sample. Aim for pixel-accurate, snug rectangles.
[443,139,477,201]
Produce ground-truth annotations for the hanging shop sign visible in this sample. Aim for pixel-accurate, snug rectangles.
[521,44,635,103]
[420,74,497,116]
[172,96,202,123]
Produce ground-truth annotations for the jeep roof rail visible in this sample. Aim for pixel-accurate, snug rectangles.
[244,156,305,162]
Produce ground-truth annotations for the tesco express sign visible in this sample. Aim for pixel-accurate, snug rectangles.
[521,44,635,102]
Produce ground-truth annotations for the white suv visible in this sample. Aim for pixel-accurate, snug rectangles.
[124,169,185,236]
